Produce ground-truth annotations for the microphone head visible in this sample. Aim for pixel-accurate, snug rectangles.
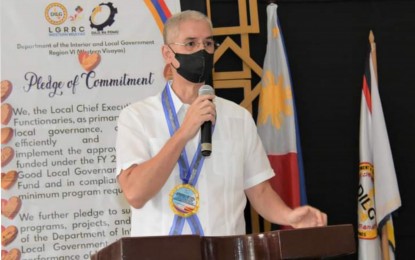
[198,85,214,96]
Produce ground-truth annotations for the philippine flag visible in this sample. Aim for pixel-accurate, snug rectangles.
[257,3,307,220]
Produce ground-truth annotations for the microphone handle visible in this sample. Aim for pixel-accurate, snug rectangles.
[201,121,212,156]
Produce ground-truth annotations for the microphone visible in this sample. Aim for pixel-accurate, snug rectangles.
[198,85,215,156]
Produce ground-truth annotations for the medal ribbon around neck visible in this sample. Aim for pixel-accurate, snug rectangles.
[162,83,205,235]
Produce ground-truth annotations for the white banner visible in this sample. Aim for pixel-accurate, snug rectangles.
[1,1,181,258]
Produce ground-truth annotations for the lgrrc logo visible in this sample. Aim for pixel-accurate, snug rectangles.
[45,2,68,25]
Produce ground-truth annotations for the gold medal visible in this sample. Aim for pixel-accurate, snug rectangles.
[169,184,199,217]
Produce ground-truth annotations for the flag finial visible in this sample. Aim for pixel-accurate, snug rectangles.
[369,30,375,44]
[368,30,377,81]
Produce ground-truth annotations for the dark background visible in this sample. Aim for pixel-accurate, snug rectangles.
[182,0,415,259]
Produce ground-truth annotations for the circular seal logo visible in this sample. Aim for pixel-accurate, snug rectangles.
[169,184,199,217]
[45,3,68,25]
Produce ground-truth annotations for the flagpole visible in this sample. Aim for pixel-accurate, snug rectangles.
[369,31,378,82]
[369,29,391,260]
[381,224,390,260]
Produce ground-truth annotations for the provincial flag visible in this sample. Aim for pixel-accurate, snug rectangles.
[144,0,173,33]
[257,3,307,216]
[358,31,401,260]
[144,0,176,79]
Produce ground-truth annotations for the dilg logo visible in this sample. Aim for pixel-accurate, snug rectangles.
[89,2,118,31]
[358,162,378,239]
[45,2,68,25]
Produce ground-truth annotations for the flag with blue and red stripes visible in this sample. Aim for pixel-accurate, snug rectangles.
[144,0,172,33]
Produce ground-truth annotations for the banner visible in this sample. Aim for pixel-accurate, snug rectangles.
[257,3,307,214]
[1,1,180,258]
[358,31,401,260]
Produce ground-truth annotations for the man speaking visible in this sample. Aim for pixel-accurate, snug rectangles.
[115,10,327,236]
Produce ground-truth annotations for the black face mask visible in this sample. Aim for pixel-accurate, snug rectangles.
[171,48,214,83]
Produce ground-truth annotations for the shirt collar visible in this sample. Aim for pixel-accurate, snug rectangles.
[167,80,186,114]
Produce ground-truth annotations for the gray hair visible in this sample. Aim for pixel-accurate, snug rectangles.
[163,10,213,44]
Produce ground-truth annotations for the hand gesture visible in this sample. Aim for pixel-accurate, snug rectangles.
[287,205,327,229]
